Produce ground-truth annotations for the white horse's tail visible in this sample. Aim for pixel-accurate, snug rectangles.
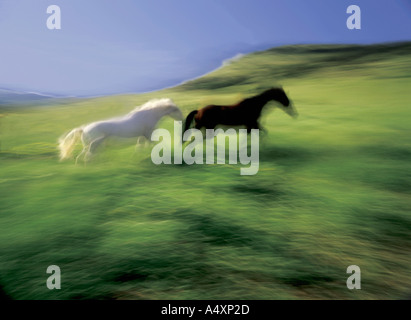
[58,127,83,160]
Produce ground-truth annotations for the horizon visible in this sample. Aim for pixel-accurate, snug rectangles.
[1,0,411,96]
[2,40,410,99]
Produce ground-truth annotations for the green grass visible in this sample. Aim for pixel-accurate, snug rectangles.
[1,42,411,299]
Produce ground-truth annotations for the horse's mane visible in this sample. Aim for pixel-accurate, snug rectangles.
[129,98,175,114]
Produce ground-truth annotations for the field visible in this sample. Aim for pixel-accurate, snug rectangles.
[1,43,411,300]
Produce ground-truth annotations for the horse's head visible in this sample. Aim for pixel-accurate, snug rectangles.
[266,87,298,118]
[167,102,184,121]
[264,87,289,106]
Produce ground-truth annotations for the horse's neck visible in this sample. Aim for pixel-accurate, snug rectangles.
[245,95,271,112]
[132,106,169,120]
[148,107,172,126]
[158,107,172,118]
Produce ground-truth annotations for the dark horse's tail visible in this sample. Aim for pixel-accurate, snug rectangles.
[182,110,198,140]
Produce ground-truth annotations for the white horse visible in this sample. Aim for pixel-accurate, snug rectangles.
[58,98,183,163]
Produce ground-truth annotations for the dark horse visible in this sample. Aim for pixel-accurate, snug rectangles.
[183,87,297,138]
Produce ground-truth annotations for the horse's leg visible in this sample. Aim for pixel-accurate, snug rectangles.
[75,147,87,165]
[135,136,146,150]
[84,136,105,163]
[259,125,268,137]
[247,121,262,134]
[182,121,202,144]
[194,120,204,130]
[144,130,154,146]
[76,132,90,165]
[253,121,267,136]
[134,136,150,159]
[204,124,216,140]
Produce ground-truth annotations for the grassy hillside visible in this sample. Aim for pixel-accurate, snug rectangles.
[1,42,411,300]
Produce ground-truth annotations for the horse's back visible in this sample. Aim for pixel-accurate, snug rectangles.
[196,100,261,127]
[197,104,240,126]
[197,104,222,121]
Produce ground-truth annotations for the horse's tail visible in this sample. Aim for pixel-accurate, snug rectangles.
[182,110,198,139]
[58,127,83,161]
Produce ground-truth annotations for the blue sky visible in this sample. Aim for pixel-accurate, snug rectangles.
[0,0,410,96]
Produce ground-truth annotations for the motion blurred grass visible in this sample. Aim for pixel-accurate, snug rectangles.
[1,43,411,299]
